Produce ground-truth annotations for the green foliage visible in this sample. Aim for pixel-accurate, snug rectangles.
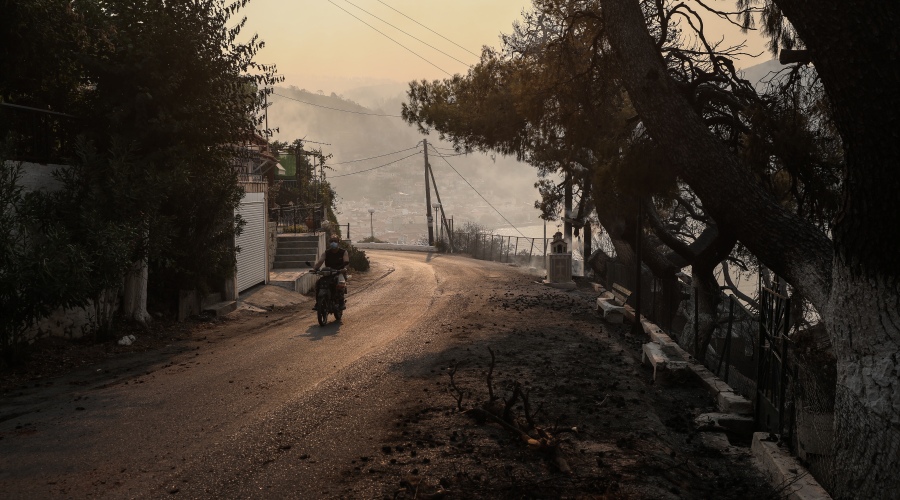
[0,148,135,364]
[0,0,101,110]
[2,0,284,323]
[359,236,386,243]
[71,1,280,298]
[347,245,370,272]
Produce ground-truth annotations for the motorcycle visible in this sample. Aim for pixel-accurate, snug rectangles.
[310,267,346,326]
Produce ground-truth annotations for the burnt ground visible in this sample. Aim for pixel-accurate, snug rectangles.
[1,259,781,499]
[325,272,779,499]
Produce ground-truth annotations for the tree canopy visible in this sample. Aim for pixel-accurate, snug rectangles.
[1,0,280,342]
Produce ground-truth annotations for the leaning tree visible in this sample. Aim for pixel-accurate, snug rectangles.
[598,0,899,497]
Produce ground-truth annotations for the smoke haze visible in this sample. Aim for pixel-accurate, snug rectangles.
[268,86,546,240]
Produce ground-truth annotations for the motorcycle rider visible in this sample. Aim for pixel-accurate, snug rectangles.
[313,235,349,309]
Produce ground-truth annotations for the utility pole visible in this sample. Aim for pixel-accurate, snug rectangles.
[423,139,434,245]
[426,155,453,250]
[315,150,322,216]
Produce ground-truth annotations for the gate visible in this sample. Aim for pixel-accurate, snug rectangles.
[755,285,794,443]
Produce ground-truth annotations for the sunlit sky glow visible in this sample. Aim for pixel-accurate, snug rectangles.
[241,0,772,94]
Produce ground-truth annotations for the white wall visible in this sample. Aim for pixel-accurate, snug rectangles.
[7,161,68,192]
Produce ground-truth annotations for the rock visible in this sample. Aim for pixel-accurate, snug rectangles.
[118,335,136,346]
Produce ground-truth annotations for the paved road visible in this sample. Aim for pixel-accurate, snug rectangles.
[0,250,498,498]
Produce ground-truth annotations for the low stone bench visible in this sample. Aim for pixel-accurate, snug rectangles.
[597,283,632,323]
[642,341,688,382]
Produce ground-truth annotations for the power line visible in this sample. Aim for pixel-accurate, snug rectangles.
[330,145,421,165]
[330,151,422,178]
[375,0,480,58]
[343,0,471,68]
[272,92,404,117]
[430,150,468,158]
[431,145,527,237]
[326,0,453,77]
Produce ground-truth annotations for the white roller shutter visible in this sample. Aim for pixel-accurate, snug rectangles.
[235,192,267,293]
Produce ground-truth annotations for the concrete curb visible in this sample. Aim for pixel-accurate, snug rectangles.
[640,320,753,414]
[592,278,831,499]
[751,433,832,499]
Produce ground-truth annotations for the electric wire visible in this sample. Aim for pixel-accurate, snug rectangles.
[343,0,471,68]
[431,146,527,237]
[375,0,480,58]
[326,0,453,77]
[272,92,404,117]
[429,150,468,158]
[330,145,421,165]
[330,151,422,178]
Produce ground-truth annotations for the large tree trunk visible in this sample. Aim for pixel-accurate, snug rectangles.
[770,4,900,495]
[122,257,150,326]
[828,265,900,498]
[602,1,900,497]
[690,232,736,360]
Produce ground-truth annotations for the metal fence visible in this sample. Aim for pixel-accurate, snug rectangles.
[755,287,794,443]
[703,294,761,400]
[269,204,323,233]
[1,103,79,163]
[600,261,685,337]
[455,232,553,269]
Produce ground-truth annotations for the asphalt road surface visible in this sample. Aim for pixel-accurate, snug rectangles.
[0,250,507,498]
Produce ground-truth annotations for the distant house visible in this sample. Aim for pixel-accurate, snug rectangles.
[232,133,284,184]
[230,133,276,294]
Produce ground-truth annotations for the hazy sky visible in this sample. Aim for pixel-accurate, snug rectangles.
[241,0,772,94]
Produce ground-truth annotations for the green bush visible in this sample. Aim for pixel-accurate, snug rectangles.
[359,236,386,243]
[348,245,370,272]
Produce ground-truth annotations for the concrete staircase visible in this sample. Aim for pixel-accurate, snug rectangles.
[273,234,319,269]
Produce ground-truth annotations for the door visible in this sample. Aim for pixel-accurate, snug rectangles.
[235,191,267,293]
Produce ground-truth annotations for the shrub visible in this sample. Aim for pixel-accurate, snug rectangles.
[348,245,370,272]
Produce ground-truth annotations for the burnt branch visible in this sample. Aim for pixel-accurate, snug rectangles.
[447,362,466,411]
[486,347,497,402]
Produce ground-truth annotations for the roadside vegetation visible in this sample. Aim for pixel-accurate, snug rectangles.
[0,0,278,365]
